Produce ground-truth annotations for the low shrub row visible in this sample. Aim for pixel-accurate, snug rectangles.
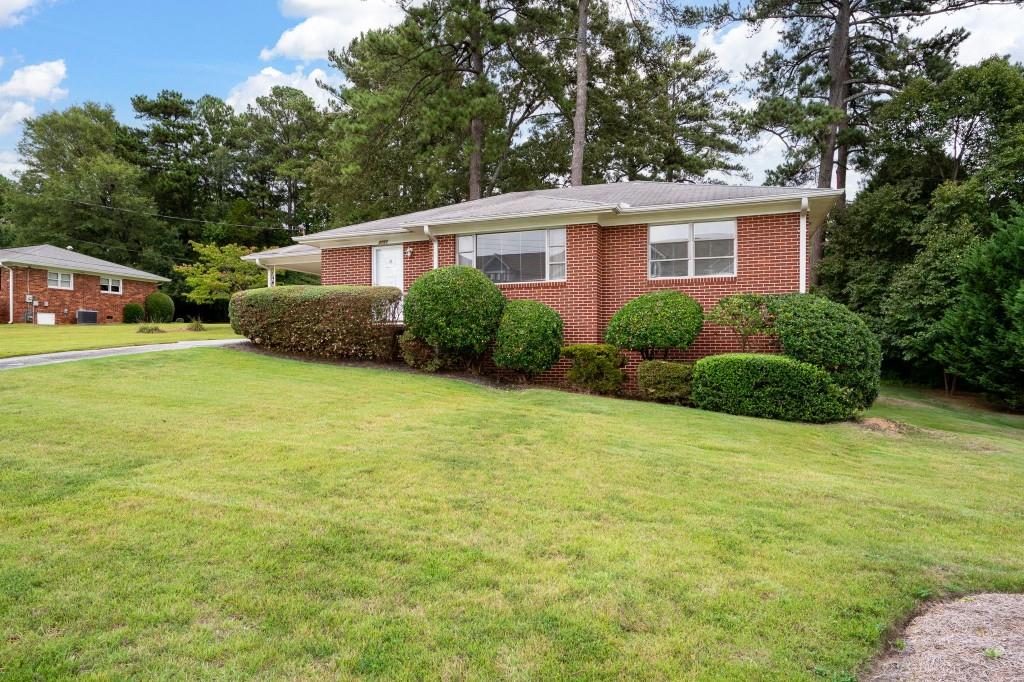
[230,285,402,360]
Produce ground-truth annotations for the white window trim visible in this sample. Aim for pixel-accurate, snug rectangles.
[99,277,123,295]
[47,270,74,290]
[648,221,738,280]
[459,227,567,284]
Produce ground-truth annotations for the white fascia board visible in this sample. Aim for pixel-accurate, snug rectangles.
[6,261,169,283]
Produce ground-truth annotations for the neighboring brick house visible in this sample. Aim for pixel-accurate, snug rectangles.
[244,182,843,373]
[0,244,170,325]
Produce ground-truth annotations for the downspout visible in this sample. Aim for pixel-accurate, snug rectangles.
[799,197,809,294]
[422,225,438,269]
[255,257,275,287]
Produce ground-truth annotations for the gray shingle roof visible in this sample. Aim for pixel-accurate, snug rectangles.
[0,244,170,282]
[240,244,319,260]
[298,182,844,242]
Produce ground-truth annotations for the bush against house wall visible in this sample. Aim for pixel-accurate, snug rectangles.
[561,344,627,394]
[230,285,402,360]
[493,300,564,377]
[605,291,703,359]
[635,360,694,405]
[692,354,854,423]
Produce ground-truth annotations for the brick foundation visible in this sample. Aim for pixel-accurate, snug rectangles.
[0,266,159,324]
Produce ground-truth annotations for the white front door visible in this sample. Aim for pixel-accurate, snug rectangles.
[373,245,404,291]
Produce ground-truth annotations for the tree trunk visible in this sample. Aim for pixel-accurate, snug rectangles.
[468,17,485,201]
[570,0,590,187]
[810,0,851,285]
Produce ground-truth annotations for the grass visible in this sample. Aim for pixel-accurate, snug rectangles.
[0,323,240,358]
[1,349,1022,680]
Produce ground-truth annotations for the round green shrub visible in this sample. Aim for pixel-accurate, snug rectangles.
[144,291,175,323]
[123,302,145,324]
[635,360,695,405]
[403,265,505,358]
[561,343,626,394]
[691,353,854,423]
[768,294,882,409]
[398,329,446,372]
[605,291,703,359]
[493,300,564,377]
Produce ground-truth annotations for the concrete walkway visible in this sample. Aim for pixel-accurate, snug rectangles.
[0,338,247,370]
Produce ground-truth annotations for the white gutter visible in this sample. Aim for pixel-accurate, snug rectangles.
[799,197,809,293]
[1,262,12,324]
[254,257,276,287]
[422,225,438,268]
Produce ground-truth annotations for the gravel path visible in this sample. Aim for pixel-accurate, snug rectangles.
[0,338,248,370]
[866,594,1024,681]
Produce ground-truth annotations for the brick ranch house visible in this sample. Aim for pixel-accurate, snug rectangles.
[245,182,843,370]
[0,244,170,325]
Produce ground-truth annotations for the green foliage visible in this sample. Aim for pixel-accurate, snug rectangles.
[403,266,505,359]
[122,303,145,324]
[144,292,175,323]
[935,213,1024,408]
[186,318,206,332]
[398,329,446,373]
[492,300,564,377]
[707,294,773,351]
[769,294,882,410]
[230,285,401,361]
[561,344,626,395]
[605,291,703,359]
[174,241,266,304]
[136,324,165,334]
[635,360,695,405]
[692,354,854,423]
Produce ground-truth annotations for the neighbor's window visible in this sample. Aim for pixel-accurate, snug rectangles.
[457,228,566,283]
[47,271,73,290]
[649,221,736,278]
[99,277,122,294]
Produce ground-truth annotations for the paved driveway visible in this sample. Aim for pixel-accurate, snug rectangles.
[0,338,248,370]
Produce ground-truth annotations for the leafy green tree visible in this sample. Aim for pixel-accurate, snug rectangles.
[934,212,1024,408]
[174,241,266,304]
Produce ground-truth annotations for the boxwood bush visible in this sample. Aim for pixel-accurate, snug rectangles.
[144,291,175,323]
[230,285,401,360]
[123,302,145,324]
[605,291,703,359]
[398,329,447,372]
[691,353,854,423]
[635,360,695,405]
[403,265,505,359]
[769,294,882,409]
[493,300,564,377]
[561,343,626,394]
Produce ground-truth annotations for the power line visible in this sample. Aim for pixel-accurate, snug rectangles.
[55,197,301,234]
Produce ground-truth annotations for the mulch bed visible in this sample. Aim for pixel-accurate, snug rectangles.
[865,594,1024,681]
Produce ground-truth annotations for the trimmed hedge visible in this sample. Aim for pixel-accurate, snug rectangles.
[493,300,564,377]
[769,294,882,409]
[229,285,401,360]
[561,344,626,394]
[691,353,854,423]
[398,329,446,372]
[403,265,505,359]
[635,360,694,405]
[123,302,145,324]
[144,291,175,323]
[605,291,703,359]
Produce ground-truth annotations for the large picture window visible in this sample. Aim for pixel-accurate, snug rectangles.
[649,221,736,278]
[457,228,566,283]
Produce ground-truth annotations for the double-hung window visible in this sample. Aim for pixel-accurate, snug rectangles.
[47,271,73,290]
[100,277,122,294]
[649,221,736,278]
[457,228,566,283]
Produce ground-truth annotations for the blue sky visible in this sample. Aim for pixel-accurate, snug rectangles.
[2,0,1023,187]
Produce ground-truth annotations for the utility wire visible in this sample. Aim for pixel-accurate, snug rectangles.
[55,197,301,234]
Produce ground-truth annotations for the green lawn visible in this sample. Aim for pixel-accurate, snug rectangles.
[0,323,240,358]
[1,350,1022,680]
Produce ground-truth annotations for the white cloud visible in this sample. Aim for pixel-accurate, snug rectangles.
[260,0,404,61]
[695,19,783,80]
[912,4,1024,65]
[0,99,31,133]
[0,149,24,177]
[0,0,42,27]
[0,59,67,100]
[225,65,343,110]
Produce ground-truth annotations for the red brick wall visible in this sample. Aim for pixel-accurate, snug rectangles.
[317,213,805,379]
[0,266,158,324]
